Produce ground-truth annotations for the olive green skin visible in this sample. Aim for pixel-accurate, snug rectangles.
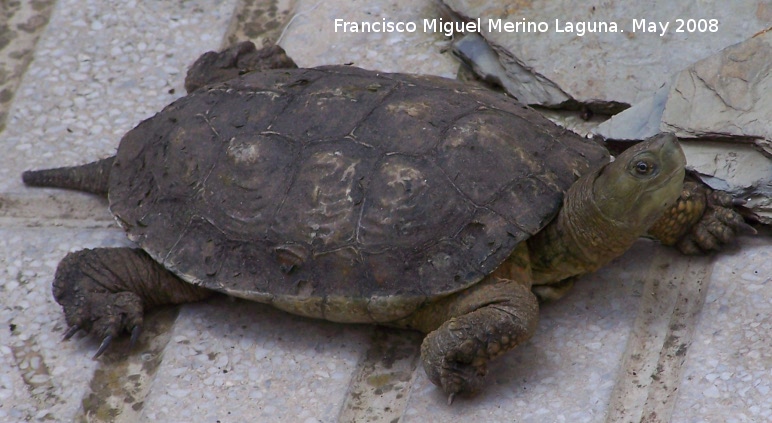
[109,65,608,323]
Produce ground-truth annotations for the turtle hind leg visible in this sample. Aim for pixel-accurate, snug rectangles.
[184,40,297,93]
[53,247,213,357]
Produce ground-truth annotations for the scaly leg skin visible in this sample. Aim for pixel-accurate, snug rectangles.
[647,180,756,254]
[184,40,297,93]
[410,276,539,404]
[53,247,213,358]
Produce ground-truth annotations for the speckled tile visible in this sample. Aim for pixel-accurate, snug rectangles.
[140,298,372,422]
[0,229,372,422]
[671,237,772,423]
[223,0,298,49]
[0,227,128,422]
[0,0,56,132]
[0,0,239,193]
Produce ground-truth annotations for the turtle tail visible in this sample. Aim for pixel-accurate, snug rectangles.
[22,156,115,197]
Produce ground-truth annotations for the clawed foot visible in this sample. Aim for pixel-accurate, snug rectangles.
[417,278,538,403]
[53,249,146,358]
[648,180,756,254]
[421,320,490,403]
[438,356,488,405]
[56,290,145,358]
[675,187,756,254]
[62,320,142,359]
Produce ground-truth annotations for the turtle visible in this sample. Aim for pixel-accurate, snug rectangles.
[22,42,752,403]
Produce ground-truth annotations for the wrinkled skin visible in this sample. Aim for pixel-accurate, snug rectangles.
[408,133,686,400]
[21,42,753,403]
[184,41,297,93]
[647,178,755,254]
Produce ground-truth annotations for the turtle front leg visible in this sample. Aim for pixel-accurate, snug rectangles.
[405,276,539,403]
[53,247,213,357]
[647,180,756,254]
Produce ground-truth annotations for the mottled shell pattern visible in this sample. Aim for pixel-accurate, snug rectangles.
[108,66,608,322]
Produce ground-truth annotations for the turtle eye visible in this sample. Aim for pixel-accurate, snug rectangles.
[634,160,656,175]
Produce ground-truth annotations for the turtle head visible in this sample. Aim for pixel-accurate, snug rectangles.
[528,133,686,285]
[592,133,686,231]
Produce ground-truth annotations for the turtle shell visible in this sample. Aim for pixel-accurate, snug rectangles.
[108,66,608,322]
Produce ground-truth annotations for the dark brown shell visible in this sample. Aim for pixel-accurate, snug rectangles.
[109,66,607,308]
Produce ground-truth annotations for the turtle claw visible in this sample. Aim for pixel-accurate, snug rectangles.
[63,325,81,341]
[447,392,456,406]
[93,335,113,359]
[129,325,142,348]
[736,220,758,236]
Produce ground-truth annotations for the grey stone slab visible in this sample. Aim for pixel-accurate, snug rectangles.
[660,31,772,222]
[593,83,672,141]
[661,30,772,149]
[339,328,422,422]
[680,142,772,224]
[595,30,772,147]
[442,0,771,110]
[0,191,113,227]
[452,32,571,107]
[278,0,459,76]
[595,31,772,223]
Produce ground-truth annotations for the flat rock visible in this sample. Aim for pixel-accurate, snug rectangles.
[681,142,771,223]
[665,28,772,222]
[277,0,458,76]
[596,31,772,223]
[442,0,771,110]
[661,29,772,151]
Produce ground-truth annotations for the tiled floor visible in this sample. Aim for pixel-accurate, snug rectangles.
[0,1,769,422]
